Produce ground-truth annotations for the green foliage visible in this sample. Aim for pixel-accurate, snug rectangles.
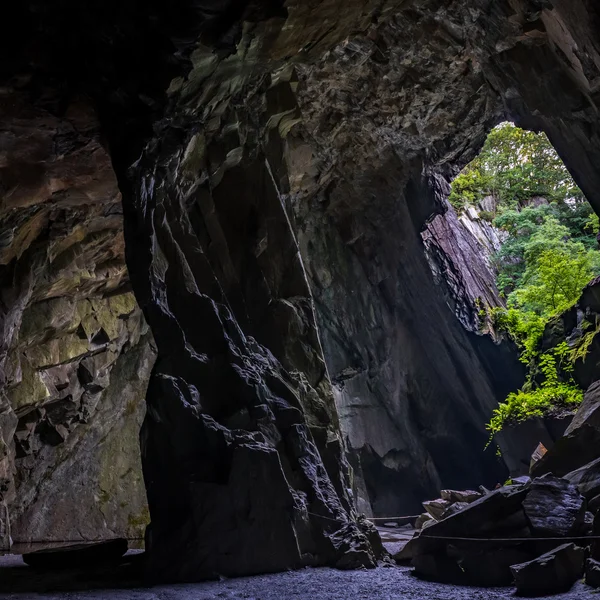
[486,316,583,436]
[487,381,583,436]
[569,319,600,364]
[452,123,600,436]
[509,246,600,317]
[450,122,584,212]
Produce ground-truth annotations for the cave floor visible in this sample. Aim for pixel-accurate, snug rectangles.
[0,554,594,600]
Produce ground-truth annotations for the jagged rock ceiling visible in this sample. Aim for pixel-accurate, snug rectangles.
[1,0,599,582]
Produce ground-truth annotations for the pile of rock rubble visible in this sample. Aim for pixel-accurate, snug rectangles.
[395,381,600,596]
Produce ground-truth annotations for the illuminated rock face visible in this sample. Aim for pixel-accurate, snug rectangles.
[1,0,599,581]
[0,90,154,548]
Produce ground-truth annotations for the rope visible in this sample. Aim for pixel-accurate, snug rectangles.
[306,511,349,523]
[420,534,600,542]
[369,516,419,522]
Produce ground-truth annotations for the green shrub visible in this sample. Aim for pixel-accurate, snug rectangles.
[452,123,599,438]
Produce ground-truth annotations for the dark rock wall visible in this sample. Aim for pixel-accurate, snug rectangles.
[122,80,379,584]
[284,5,525,516]
[0,85,154,546]
[1,0,600,582]
[12,327,154,544]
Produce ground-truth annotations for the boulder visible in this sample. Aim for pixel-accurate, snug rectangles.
[409,485,533,584]
[23,539,129,569]
[454,546,533,587]
[440,489,481,504]
[591,512,600,561]
[415,513,434,530]
[422,499,451,520]
[566,381,600,434]
[522,475,586,537]
[412,551,466,584]
[420,485,529,539]
[510,543,585,596]
[393,540,415,563]
[496,416,571,477]
[586,558,600,588]
[441,502,470,520]
[583,512,595,536]
[565,456,600,500]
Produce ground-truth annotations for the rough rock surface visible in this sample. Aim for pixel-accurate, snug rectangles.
[0,85,155,547]
[422,200,506,334]
[533,381,600,478]
[404,477,590,586]
[11,328,154,544]
[497,415,573,478]
[511,543,585,597]
[522,476,585,538]
[2,0,600,583]
[566,457,600,501]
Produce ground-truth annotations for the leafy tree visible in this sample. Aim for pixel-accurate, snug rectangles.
[510,246,600,316]
[450,122,584,211]
[449,123,600,436]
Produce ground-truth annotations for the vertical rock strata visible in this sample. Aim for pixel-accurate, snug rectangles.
[422,201,506,335]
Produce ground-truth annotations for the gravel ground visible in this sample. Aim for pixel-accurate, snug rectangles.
[0,558,596,600]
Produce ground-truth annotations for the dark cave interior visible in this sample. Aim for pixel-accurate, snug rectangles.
[0,0,600,592]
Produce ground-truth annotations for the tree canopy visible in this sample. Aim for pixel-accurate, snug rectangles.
[449,122,600,436]
[449,122,584,210]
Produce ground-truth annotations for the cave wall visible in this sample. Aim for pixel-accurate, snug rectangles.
[1,0,600,582]
[423,200,506,335]
[280,5,525,516]
[0,84,154,547]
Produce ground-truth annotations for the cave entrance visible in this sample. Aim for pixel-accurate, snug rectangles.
[422,121,600,486]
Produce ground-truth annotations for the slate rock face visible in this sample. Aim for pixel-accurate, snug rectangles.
[511,543,585,596]
[522,476,586,538]
[422,200,506,335]
[12,330,154,544]
[0,86,155,548]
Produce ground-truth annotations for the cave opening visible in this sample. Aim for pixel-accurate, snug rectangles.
[421,120,600,490]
